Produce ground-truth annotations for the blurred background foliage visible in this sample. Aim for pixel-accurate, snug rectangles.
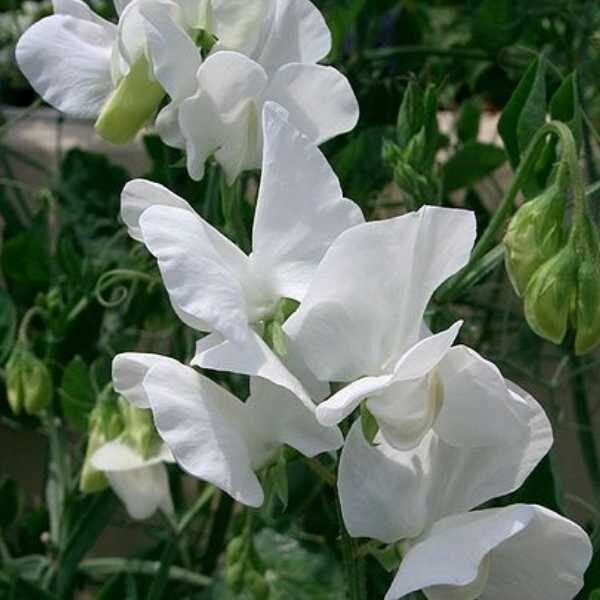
[0,0,599,598]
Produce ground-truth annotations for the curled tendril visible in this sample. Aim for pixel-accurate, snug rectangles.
[95,269,160,308]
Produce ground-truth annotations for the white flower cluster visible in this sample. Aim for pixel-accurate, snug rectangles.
[16,1,593,598]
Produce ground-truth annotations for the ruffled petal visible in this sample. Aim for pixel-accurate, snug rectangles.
[253,0,331,74]
[143,359,264,507]
[251,102,363,302]
[285,208,475,382]
[192,330,314,411]
[112,352,181,408]
[386,505,592,600]
[16,8,115,118]
[265,63,358,145]
[139,205,250,342]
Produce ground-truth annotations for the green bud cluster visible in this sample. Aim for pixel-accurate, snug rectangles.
[506,170,600,354]
[383,81,440,208]
[6,342,53,418]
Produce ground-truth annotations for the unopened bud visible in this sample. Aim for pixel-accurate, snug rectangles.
[225,562,245,594]
[6,344,52,417]
[504,180,566,297]
[226,536,246,564]
[524,240,578,345]
[95,55,164,145]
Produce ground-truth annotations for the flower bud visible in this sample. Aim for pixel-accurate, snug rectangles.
[95,56,164,145]
[523,240,578,345]
[6,343,52,417]
[574,216,600,355]
[504,180,566,297]
[226,536,246,564]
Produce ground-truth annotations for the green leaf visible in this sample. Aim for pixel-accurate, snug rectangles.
[456,100,481,144]
[0,288,16,364]
[498,58,547,169]
[59,356,96,432]
[550,72,583,150]
[0,477,19,528]
[590,590,600,600]
[2,226,50,288]
[56,491,117,597]
[10,555,50,582]
[322,0,367,61]
[442,142,506,192]
[270,454,289,510]
[472,0,523,52]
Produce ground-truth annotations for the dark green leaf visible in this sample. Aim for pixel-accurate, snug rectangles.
[321,0,366,61]
[0,477,19,528]
[442,142,506,192]
[0,288,16,364]
[550,73,582,150]
[590,590,600,599]
[456,100,481,144]
[10,555,50,582]
[498,58,547,169]
[271,454,289,510]
[2,226,50,288]
[59,356,95,432]
[472,0,523,52]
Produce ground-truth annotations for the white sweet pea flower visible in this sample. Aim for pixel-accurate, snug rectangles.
[90,439,175,520]
[120,103,363,406]
[16,0,165,144]
[387,504,592,600]
[285,207,527,450]
[338,387,592,600]
[112,353,343,507]
[137,0,356,181]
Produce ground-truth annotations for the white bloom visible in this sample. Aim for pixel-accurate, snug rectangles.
[121,103,363,406]
[338,388,592,599]
[112,353,343,507]
[90,439,174,520]
[285,207,527,450]
[138,0,357,181]
[386,505,592,600]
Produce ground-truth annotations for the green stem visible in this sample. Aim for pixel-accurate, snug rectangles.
[79,558,211,587]
[437,121,582,303]
[17,306,46,344]
[570,354,600,507]
[335,491,366,600]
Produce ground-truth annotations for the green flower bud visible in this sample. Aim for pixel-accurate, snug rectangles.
[5,344,52,417]
[396,80,425,148]
[524,239,579,345]
[394,161,437,206]
[245,570,270,600]
[504,180,567,297]
[225,562,245,594]
[95,55,164,145]
[574,216,600,355]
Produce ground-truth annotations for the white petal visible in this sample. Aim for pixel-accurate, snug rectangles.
[251,102,363,302]
[246,377,343,459]
[315,374,393,427]
[191,330,314,411]
[179,52,267,181]
[16,12,115,118]
[143,360,264,507]
[285,208,475,382]
[139,205,250,342]
[112,352,181,408]
[117,0,154,69]
[142,1,200,102]
[265,63,358,145]
[434,346,526,447]
[337,390,552,543]
[90,440,169,471]
[369,375,442,451]
[210,0,270,55]
[338,421,431,543]
[121,179,194,242]
[254,0,331,74]
[105,463,172,520]
[386,505,592,600]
